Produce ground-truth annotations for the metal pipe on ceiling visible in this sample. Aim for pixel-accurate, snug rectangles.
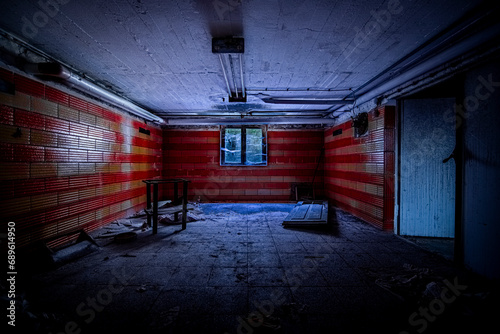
[161,112,327,117]
[166,117,337,125]
[248,112,325,116]
[384,43,500,101]
[218,54,232,98]
[23,62,164,123]
[260,97,355,105]
[246,88,352,92]
[336,21,500,113]
[349,3,497,99]
[155,109,332,117]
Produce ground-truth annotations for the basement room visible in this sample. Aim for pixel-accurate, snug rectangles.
[0,0,499,333]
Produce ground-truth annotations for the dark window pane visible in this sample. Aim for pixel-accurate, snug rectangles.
[246,128,263,164]
[224,128,241,163]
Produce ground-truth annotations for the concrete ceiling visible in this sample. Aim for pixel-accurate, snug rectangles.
[0,0,489,123]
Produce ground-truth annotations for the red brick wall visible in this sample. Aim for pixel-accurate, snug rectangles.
[162,129,324,202]
[0,67,162,249]
[324,106,395,230]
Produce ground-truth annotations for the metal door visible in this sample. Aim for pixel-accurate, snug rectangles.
[399,98,456,237]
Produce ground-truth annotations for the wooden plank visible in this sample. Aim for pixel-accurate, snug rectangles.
[291,205,309,219]
[307,204,323,219]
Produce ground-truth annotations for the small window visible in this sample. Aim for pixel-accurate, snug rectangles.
[220,125,267,166]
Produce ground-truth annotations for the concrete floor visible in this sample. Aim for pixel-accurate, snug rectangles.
[18,204,496,334]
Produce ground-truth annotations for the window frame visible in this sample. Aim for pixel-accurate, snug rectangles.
[220,125,268,166]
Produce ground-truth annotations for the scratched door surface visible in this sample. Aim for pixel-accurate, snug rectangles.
[399,98,456,237]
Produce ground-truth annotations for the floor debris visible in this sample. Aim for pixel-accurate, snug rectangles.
[119,253,136,258]
[281,302,309,323]
[91,203,205,240]
[136,285,147,293]
[245,314,282,332]
[51,240,99,266]
[113,231,137,243]
[152,306,180,330]
[158,213,197,225]
[363,264,440,302]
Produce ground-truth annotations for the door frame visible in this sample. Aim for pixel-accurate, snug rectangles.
[394,93,466,264]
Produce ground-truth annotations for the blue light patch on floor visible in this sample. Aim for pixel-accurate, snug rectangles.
[199,203,295,215]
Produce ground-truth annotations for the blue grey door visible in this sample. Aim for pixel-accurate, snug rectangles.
[399,98,456,237]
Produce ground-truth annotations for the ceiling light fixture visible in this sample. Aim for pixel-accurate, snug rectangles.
[239,53,245,99]
[228,54,239,99]
[212,36,246,102]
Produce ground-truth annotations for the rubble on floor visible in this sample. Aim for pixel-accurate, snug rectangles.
[362,263,440,302]
[90,202,205,242]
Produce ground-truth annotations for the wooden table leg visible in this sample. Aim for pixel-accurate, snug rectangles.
[173,182,179,205]
[153,183,158,234]
[146,183,151,228]
[182,181,188,230]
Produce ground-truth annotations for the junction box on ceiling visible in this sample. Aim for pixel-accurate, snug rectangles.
[212,37,244,53]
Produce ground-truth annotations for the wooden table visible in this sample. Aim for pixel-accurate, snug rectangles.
[142,178,191,234]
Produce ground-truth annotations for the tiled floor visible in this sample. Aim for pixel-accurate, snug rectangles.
[20,204,496,333]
